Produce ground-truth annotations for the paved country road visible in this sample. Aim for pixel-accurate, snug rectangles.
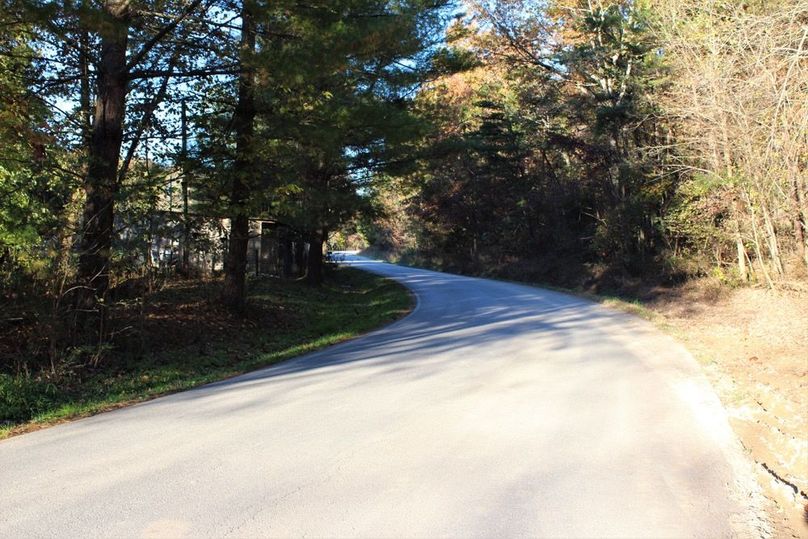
[1,254,767,538]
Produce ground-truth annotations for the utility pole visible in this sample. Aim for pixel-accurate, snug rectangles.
[181,99,190,274]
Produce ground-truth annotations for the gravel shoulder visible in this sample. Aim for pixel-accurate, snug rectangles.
[633,283,808,537]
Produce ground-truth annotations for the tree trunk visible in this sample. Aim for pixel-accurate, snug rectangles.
[761,202,784,276]
[259,222,272,274]
[73,0,129,336]
[54,189,84,288]
[295,240,306,277]
[305,230,326,286]
[746,193,776,289]
[791,170,807,267]
[222,1,256,312]
[280,239,293,278]
[180,99,191,275]
[276,226,291,277]
[78,11,92,139]
[54,20,91,295]
[735,225,748,282]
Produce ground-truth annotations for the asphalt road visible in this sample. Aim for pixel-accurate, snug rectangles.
[1,254,766,538]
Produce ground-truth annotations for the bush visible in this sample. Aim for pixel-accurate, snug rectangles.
[0,374,66,423]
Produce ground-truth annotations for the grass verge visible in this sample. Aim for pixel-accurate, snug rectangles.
[0,267,411,440]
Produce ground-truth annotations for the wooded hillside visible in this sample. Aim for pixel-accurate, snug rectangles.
[366,0,807,293]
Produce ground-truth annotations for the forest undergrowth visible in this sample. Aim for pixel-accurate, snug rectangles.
[0,267,411,440]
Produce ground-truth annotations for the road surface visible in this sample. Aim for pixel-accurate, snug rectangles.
[1,254,766,538]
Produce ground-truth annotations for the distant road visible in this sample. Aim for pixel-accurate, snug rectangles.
[0,254,765,537]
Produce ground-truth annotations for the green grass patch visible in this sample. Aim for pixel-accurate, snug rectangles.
[0,267,411,439]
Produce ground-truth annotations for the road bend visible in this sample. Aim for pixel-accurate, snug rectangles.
[0,254,766,537]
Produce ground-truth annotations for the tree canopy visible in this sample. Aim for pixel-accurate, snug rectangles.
[0,0,805,358]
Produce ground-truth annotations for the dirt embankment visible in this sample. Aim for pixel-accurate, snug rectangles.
[642,283,807,537]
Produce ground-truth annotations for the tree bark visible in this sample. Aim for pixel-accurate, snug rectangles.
[294,240,306,277]
[280,237,293,278]
[305,230,326,286]
[791,171,807,267]
[222,1,256,312]
[73,0,129,335]
[761,201,784,276]
[735,223,748,282]
[275,226,291,277]
[181,99,191,275]
[53,16,92,294]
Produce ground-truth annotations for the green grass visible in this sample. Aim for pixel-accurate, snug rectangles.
[0,267,412,439]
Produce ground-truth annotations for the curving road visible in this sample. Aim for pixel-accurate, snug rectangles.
[1,254,766,538]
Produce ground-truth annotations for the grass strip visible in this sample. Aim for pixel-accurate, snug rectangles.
[0,267,411,439]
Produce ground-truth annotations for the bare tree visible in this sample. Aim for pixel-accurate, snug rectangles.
[652,0,808,284]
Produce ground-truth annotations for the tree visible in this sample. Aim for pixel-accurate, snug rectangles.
[222,0,257,311]
[0,3,74,292]
[7,0,240,337]
[213,0,454,293]
[650,0,808,282]
[379,0,669,279]
[72,0,131,329]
